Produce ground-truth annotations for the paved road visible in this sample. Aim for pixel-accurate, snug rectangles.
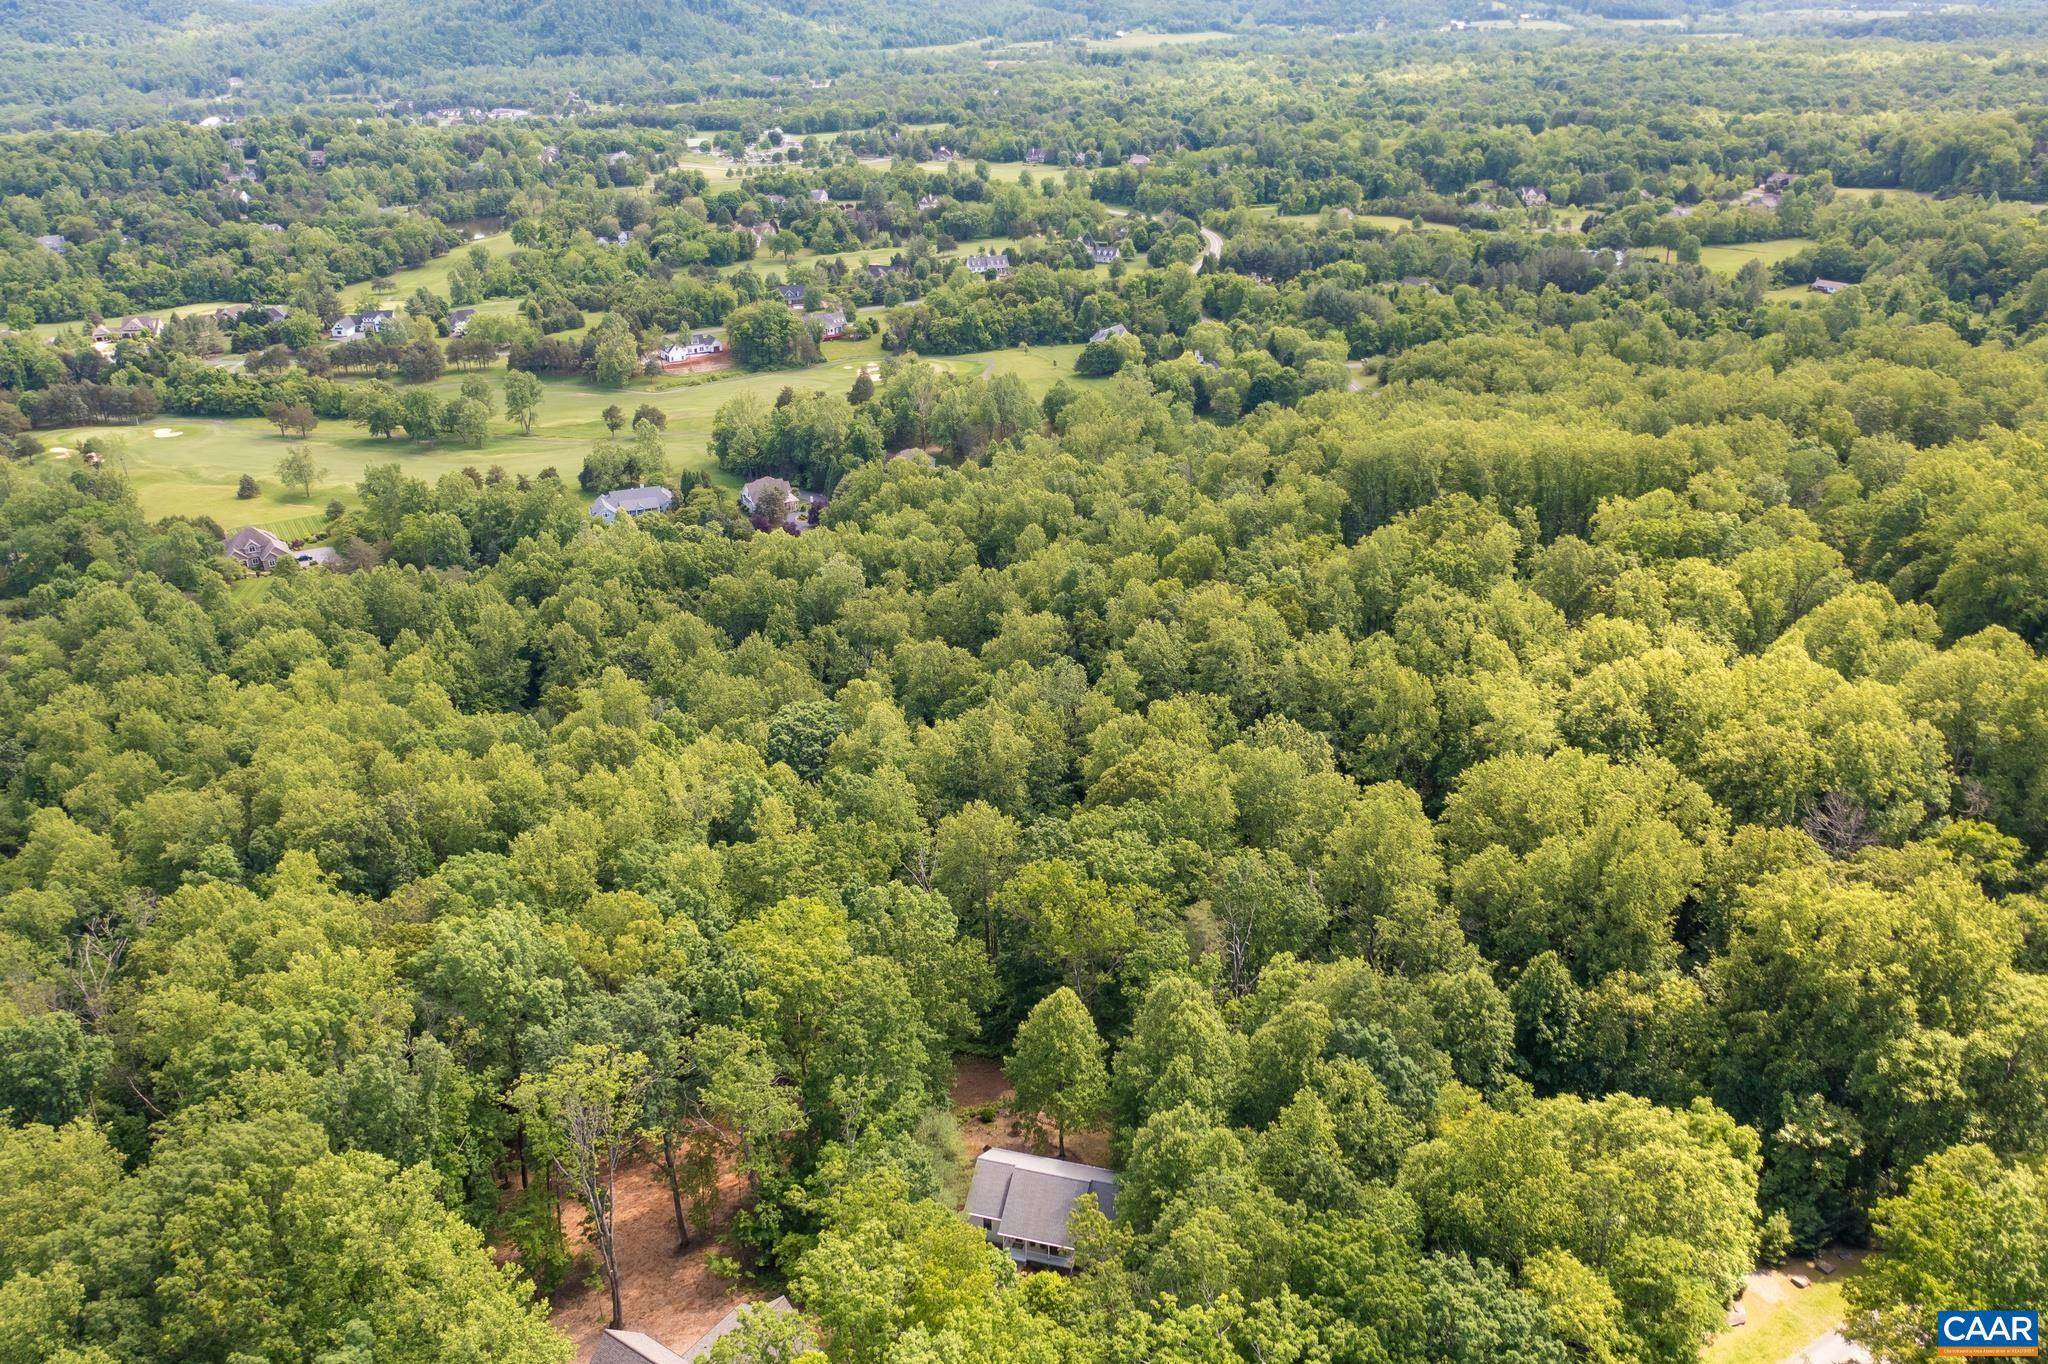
[1194,225,1223,273]
[1789,1332,1871,1364]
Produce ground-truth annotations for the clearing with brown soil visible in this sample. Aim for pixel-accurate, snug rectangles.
[549,1156,757,1362]
[950,1054,1113,1168]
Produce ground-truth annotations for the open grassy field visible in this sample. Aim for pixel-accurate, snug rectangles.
[1248,205,1460,233]
[1697,237,1817,276]
[1701,1253,1866,1364]
[732,234,1037,278]
[1086,28,1236,48]
[37,339,1092,528]
[29,232,518,341]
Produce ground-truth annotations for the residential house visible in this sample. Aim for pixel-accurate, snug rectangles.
[589,486,677,522]
[1024,147,1047,164]
[1089,323,1129,343]
[806,309,852,340]
[739,476,828,534]
[258,221,286,232]
[933,145,958,161]
[35,234,67,253]
[773,283,808,309]
[487,107,531,121]
[214,304,287,326]
[963,251,1011,277]
[1127,153,1151,168]
[1763,170,1796,192]
[917,194,942,212]
[1517,185,1549,207]
[809,188,830,203]
[1084,240,1120,265]
[1809,277,1850,295]
[965,1149,1117,1270]
[118,316,165,339]
[606,150,632,164]
[329,309,395,340]
[539,144,560,165]
[307,149,327,168]
[224,526,294,571]
[448,308,476,336]
[653,332,724,365]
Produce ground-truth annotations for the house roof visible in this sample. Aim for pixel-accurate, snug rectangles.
[225,526,290,559]
[591,485,676,517]
[965,1149,1116,1251]
[592,1330,689,1364]
[740,475,792,508]
[677,1297,799,1362]
[1089,323,1129,343]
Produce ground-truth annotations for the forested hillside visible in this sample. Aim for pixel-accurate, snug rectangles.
[2,10,2048,1364]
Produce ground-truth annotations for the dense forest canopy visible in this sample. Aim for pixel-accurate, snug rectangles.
[2,5,2047,1364]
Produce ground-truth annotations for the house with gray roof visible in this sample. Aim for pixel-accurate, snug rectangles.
[592,1330,686,1364]
[963,251,1011,277]
[965,1148,1116,1270]
[1089,323,1129,343]
[773,282,808,308]
[589,485,676,522]
[224,526,293,571]
[589,1296,803,1364]
[740,476,826,534]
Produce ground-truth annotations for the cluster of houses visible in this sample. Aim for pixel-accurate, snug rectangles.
[224,526,337,572]
[424,106,530,125]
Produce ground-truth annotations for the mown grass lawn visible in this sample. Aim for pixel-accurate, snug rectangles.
[1086,29,1236,48]
[1696,237,1817,277]
[1701,1254,1866,1364]
[39,338,1090,528]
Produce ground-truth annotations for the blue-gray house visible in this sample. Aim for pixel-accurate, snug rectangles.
[589,485,676,522]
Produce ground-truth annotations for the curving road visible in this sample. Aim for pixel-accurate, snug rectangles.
[1194,225,1223,273]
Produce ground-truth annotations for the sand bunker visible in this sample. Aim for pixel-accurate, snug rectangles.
[152,428,182,438]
